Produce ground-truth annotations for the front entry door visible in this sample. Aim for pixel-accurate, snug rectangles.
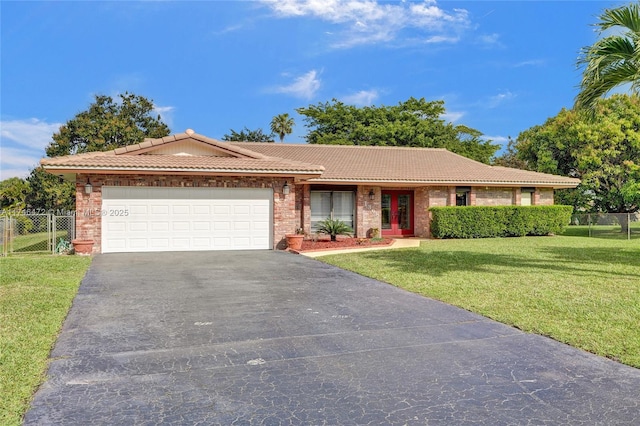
[381,191,414,236]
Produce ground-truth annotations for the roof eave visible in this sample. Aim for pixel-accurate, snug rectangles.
[41,165,324,178]
[304,178,580,188]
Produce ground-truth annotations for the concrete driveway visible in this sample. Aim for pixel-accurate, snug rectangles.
[25,251,640,425]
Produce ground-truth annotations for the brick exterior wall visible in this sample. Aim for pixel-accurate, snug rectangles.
[427,187,449,207]
[536,188,554,205]
[356,186,381,238]
[75,173,296,253]
[475,188,515,206]
[413,187,429,237]
[77,173,559,253]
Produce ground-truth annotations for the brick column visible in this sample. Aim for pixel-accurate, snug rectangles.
[469,188,476,206]
[448,187,457,206]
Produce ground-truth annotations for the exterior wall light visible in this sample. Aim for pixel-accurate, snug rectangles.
[84,178,93,195]
[282,181,290,195]
[368,189,375,201]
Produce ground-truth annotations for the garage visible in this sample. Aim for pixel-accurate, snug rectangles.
[101,186,272,253]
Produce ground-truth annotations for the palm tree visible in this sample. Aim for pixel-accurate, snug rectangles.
[575,2,640,112]
[270,113,295,142]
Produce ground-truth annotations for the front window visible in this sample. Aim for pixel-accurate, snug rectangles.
[521,188,534,206]
[310,191,355,231]
[456,187,471,206]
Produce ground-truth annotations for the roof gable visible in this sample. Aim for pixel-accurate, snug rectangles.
[113,129,267,159]
[40,130,325,178]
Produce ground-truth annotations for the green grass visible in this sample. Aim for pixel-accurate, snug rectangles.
[0,255,91,426]
[563,224,640,239]
[1,231,71,254]
[320,236,640,368]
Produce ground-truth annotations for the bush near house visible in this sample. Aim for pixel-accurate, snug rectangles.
[430,205,573,238]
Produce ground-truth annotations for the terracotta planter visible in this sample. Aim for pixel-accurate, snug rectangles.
[285,234,304,250]
[72,239,94,255]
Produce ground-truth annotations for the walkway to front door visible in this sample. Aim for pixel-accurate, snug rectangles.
[381,190,414,236]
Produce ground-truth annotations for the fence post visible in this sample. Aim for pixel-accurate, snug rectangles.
[628,213,631,241]
[50,213,55,253]
[2,216,6,257]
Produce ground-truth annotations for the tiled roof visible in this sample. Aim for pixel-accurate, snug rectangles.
[230,142,580,187]
[41,131,325,176]
[41,130,580,187]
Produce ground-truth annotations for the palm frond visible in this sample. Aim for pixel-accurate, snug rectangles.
[597,2,640,34]
[576,3,640,111]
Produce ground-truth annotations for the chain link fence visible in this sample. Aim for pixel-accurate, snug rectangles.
[0,212,76,256]
[565,213,639,240]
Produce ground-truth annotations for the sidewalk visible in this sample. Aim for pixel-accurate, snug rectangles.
[300,238,425,258]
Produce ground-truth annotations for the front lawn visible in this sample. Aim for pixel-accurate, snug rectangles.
[320,236,640,368]
[0,255,91,426]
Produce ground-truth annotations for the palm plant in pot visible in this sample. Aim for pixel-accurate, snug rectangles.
[316,218,353,241]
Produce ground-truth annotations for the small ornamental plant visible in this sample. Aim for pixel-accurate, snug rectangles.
[316,218,353,241]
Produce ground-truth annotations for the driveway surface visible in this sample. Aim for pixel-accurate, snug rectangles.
[25,251,640,425]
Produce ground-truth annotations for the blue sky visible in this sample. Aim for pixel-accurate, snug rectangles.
[0,0,623,179]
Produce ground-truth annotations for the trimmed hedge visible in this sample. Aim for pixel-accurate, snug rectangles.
[430,205,573,239]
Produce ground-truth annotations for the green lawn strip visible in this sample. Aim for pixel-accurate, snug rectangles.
[563,224,640,239]
[320,236,640,368]
[0,255,91,426]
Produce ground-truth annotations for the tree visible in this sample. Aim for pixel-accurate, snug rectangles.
[34,92,170,211]
[492,137,528,169]
[513,94,640,220]
[46,92,171,157]
[25,167,75,212]
[296,97,498,164]
[575,2,640,112]
[221,127,275,142]
[270,113,295,142]
[0,177,30,210]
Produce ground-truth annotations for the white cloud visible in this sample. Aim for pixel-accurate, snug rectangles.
[441,110,464,123]
[0,118,62,179]
[513,59,545,68]
[271,70,321,99]
[153,105,175,128]
[213,24,244,35]
[487,90,515,108]
[477,33,502,47]
[342,89,379,106]
[0,146,43,180]
[0,118,61,151]
[424,35,459,44]
[481,135,509,144]
[262,0,470,48]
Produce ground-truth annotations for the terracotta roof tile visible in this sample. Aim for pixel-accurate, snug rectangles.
[42,154,325,174]
[40,131,579,188]
[229,142,580,187]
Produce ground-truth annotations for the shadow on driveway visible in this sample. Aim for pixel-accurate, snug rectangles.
[25,251,640,425]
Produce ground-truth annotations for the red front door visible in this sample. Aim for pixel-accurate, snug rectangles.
[381,190,414,236]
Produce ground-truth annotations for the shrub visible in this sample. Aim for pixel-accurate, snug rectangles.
[316,218,353,241]
[430,205,573,239]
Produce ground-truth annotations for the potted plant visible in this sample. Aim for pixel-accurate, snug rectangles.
[285,228,305,250]
[72,234,94,255]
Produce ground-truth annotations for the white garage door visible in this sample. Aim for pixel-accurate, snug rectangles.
[101,186,272,253]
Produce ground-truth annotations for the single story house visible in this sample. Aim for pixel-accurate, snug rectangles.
[42,129,580,253]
